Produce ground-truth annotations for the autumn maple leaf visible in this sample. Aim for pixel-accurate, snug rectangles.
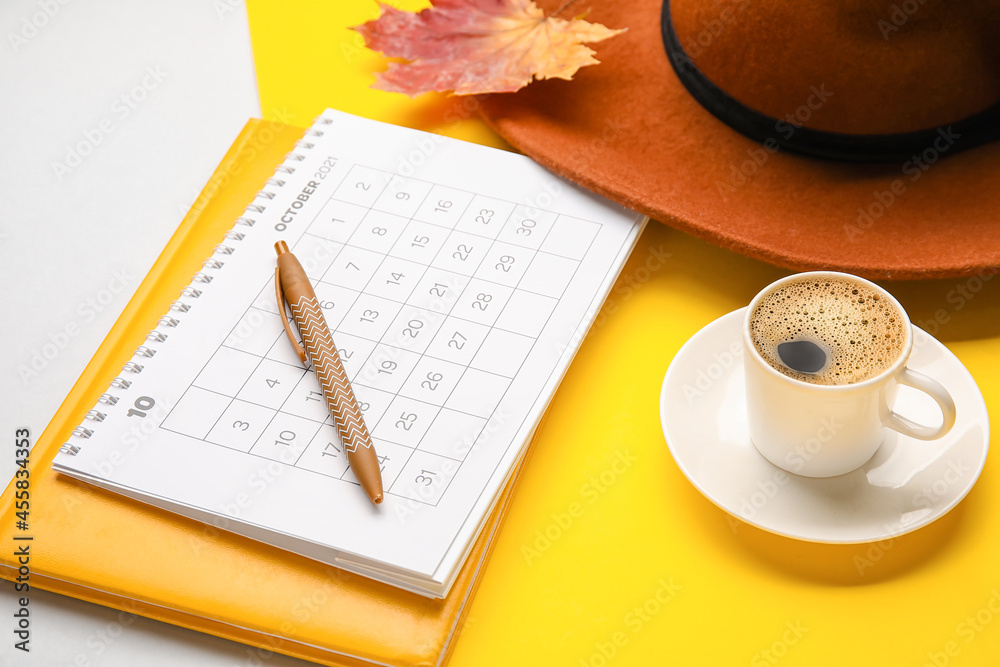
[353,0,624,97]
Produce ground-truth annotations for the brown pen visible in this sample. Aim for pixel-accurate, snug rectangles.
[274,241,384,504]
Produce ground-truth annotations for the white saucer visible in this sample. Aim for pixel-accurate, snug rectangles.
[660,309,990,544]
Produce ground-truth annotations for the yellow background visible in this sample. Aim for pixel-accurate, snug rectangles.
[246,3,1000,665]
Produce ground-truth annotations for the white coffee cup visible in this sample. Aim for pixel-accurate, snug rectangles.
[743,271,957,477]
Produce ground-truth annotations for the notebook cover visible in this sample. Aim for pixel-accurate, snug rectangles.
[0,119,537,667]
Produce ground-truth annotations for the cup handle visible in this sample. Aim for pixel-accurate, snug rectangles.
[883,367,957,440]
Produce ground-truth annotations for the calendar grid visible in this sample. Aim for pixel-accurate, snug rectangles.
[160,163,605,507]
[208,307,517,420]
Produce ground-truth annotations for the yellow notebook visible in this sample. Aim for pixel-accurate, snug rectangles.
[1,113,644,665]
[0,120,528,667]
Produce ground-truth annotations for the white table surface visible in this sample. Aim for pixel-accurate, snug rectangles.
[0,2,314,664]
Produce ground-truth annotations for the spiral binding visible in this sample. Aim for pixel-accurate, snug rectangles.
[59,115,331,457]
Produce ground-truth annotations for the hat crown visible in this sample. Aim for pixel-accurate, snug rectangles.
[670,0,1000,134]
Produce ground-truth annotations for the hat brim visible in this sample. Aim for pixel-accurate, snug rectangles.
[478,1,1000,279]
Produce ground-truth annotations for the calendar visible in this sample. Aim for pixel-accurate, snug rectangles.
[54,110,645,597]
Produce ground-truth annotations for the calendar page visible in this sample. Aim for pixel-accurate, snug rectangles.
[54,110,645,597]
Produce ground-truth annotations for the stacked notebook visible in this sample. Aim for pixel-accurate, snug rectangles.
[0,111,644,665]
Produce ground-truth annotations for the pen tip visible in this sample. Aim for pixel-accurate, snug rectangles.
[275,240,289,256]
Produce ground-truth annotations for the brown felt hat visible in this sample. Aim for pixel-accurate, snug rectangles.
[478,0,1000,279]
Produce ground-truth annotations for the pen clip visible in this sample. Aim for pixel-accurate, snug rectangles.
[275,267,307,363]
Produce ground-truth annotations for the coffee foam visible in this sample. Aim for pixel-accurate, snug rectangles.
[749,277,907,385]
